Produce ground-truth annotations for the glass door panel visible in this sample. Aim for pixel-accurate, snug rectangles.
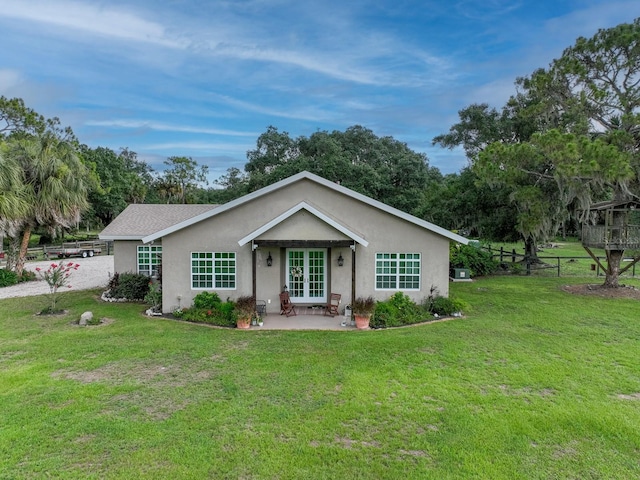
[287,249,326,303]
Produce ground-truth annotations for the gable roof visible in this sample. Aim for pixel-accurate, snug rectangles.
[138,171,468,245]
[238,201,369,247]
[99,204,219,240]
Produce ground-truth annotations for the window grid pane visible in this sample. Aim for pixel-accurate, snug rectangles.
[191,252,214,289]
[376,253,420,290]
[191,252,236,289]
[138,245,162,277]
[215,252,236,289]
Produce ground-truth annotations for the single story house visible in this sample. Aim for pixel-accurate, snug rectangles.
[99,171,468,315]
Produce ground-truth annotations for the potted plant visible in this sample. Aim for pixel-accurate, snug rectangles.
[352,296,375,329]
[234,295,256,329]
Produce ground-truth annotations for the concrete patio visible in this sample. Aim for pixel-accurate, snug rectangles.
[252,309,359,330]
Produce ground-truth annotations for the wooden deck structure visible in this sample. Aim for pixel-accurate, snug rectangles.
[581,200,640,276]
[581,200,640,250]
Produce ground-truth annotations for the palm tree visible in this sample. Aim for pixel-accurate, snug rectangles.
[0,143,29,229]
[0,143,30,269]
[4,134,90,275]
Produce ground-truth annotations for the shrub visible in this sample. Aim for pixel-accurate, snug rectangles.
[144,283,162,312]
[427,296,467,316]
[352,296,376,315]
[193,291,222,310]
[370,292,424,328]
[177,302,237,327]
[371,290,467,329]
[450,243,498,277]
[19,270,36,283]
[370,302,401,329]
[172,292,238,327]
[107,272,150,301]
[234,295,256,317]
[86,316,102,326]
[35,262,80,313]
[0,269,18,288]
[509,262,524,275]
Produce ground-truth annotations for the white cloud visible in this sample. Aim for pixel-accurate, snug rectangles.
[142,141,251,154]
[85,119,257,137]
[454,0,524,20]
[0,0,448,88]
[212,94,335,122]
[0,0,187,48]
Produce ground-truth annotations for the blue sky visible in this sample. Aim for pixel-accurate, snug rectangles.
[1,1,639,182]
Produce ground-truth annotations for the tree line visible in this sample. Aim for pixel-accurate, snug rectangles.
[1,19,639,286]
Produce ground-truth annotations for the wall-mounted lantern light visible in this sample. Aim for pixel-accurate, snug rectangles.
[337,253,344,267]
[266,252,273,267]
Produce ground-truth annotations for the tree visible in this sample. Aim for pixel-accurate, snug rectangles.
[0,145,29,271]
[205,167,249,203]
[477,130,632,263]
[3,134,90,275]
[245,126,299,176]
[432,104,512,161]
[242,125,434,216]
[81,146,153,226]
[417,168,518,241]
[156,156,209,204]
[0,96,76,142]
[433,102,550,257]
[434,19,640,281]
[545,19,640,286]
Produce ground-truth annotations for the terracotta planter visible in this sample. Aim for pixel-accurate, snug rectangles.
[354,314,371,329]
[236,317,251,329]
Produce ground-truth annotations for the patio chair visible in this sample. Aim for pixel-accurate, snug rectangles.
[324,293,341,316]
[279,292,297,317]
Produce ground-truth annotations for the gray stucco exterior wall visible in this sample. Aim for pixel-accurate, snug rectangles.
[106,177,460,314]
[109,177,458,314]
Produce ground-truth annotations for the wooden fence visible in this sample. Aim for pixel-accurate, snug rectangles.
[483,246,637,278]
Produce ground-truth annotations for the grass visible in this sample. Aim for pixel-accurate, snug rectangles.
[1,279,640,479]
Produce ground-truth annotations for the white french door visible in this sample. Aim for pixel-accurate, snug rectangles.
[286,249,326,303]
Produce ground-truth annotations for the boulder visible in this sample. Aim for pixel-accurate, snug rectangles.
[79,311,93,326]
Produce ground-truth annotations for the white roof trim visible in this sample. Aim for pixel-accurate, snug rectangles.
[142,171,468,245]
[238,201,369,247]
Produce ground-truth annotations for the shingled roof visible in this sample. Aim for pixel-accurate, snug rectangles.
[99,204,218,240]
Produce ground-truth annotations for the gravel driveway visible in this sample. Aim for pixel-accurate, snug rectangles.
[0,255,114,300]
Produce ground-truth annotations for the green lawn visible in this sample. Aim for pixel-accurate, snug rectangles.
[1,278,640,479]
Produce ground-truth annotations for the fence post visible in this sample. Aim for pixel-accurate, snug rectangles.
[557,257,560,277]
[500,247,504,262]
[512,249,516,263]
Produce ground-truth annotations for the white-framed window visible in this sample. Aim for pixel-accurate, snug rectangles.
[137,245,162,277]
[191,252,236,289]
[375,253,421,290]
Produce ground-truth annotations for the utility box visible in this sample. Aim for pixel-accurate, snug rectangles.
[453,268,471,281]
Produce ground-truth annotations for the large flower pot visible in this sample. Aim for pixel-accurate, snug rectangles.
[354,314,371,329]
[236,317,251,329]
